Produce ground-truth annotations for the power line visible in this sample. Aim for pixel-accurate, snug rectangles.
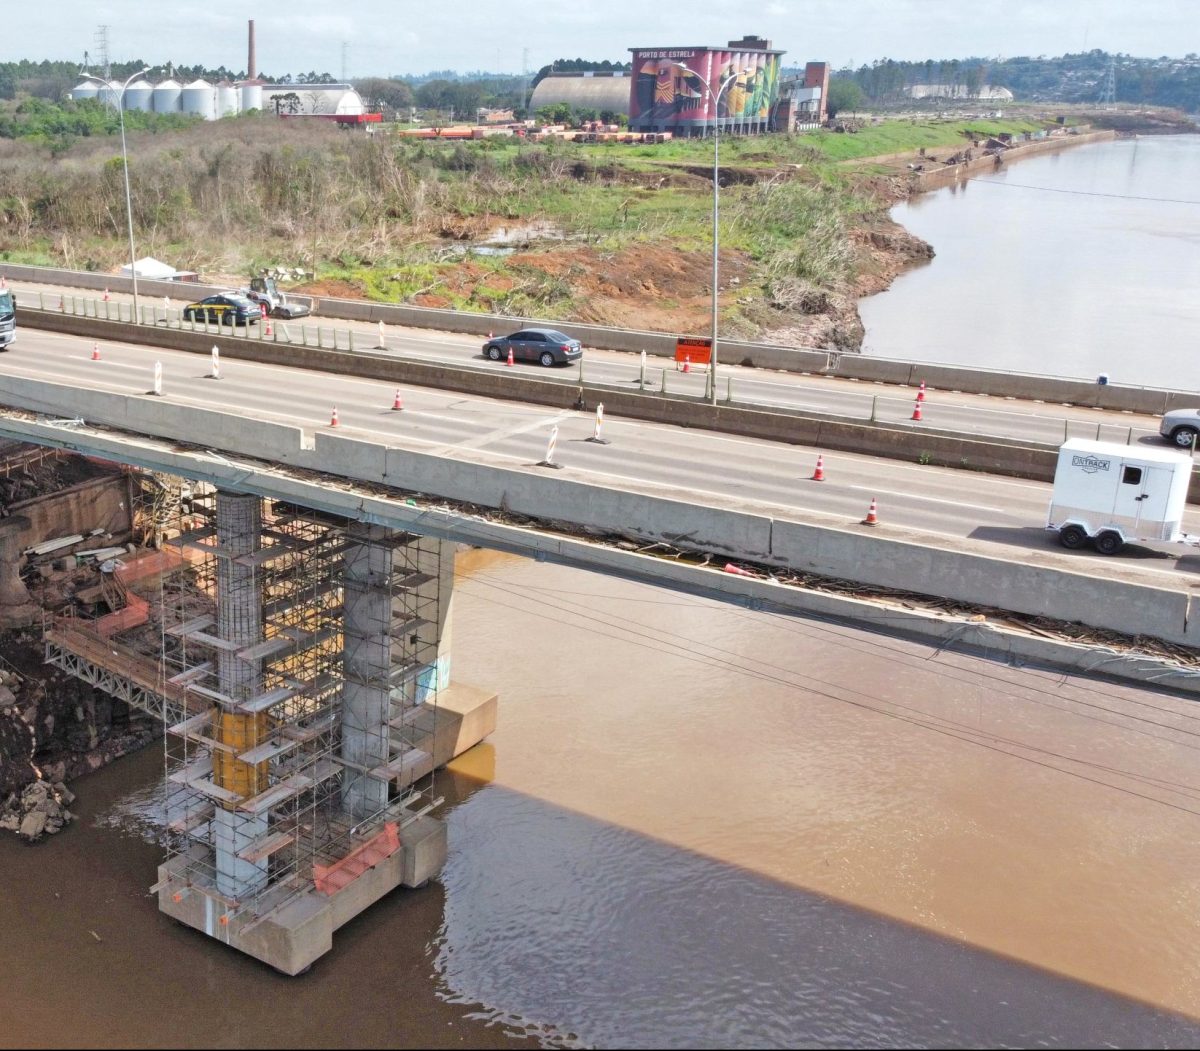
[972,177,1200,206]
[459,573,1200,813]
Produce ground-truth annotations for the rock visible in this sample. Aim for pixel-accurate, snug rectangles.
[0,812,18,831]
[19,810,47,840]
[0,685,14,706]
[53,782,75,806]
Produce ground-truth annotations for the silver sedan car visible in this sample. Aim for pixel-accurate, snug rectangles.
[1160,408,1200,448]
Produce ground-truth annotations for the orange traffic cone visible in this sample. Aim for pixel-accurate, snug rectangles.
[682,355,691,373]
[812,454,825,482]
[329,407,339,427]
[90,342,101,361]
[102,288,110,302]
[911,399,923,421]
[391,388,404,411]
[0,275,6,289]
[506,347,514,367]
[862,497,879,526]
[487,330,494,339]
[264,318,273,337]
[916,381,927,402]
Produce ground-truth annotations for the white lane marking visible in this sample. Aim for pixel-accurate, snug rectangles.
[424,408,578,456]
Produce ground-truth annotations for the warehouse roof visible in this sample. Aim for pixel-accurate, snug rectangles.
[530,73,631,115]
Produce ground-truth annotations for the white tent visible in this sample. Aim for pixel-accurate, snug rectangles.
[119,256,185,280]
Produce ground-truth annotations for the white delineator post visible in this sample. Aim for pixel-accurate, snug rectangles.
[211,345,221,380]
[539,424,562,468]
[586,402,610,445]
[153,361,163,396]
[378,321,386,349]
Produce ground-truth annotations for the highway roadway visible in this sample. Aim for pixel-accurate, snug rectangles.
[5,325,1200,588]
[5,277,1176,450]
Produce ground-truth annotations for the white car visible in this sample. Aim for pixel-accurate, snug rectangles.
[1159,408,1200,449]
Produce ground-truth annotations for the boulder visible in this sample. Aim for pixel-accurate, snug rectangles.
[19,809,47,840]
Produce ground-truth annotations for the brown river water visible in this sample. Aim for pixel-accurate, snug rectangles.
[5,549,1200,1047]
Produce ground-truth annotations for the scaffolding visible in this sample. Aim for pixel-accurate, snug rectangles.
[156,491,448,918]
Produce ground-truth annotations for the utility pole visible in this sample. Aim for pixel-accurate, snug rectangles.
[341,42,349,85]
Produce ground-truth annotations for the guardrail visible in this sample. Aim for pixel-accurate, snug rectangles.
[5,260,1198,412]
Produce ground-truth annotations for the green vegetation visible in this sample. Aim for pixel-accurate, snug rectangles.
[0,97,197,147]
[0,109,1121,339]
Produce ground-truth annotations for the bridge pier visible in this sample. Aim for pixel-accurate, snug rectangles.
[39,483,495,973]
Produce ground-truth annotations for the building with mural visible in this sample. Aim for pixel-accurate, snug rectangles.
[628,35,784,136]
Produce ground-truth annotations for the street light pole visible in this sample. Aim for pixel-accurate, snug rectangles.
[118,67,152,324]
[671,64,739,404]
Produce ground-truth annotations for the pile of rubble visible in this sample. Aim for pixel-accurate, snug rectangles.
[0,779,75,842]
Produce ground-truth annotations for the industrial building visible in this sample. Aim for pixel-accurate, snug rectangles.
[69,19,370,123]
[529,71,631,116]
[627,35,785,136]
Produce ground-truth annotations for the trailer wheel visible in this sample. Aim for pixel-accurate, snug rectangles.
[1094,530,1124,556]
[1059,525,1088,550]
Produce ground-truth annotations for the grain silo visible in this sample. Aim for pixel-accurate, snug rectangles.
[240,81,263,112]
[216,81,240,117]
[99,79,123,108]
[71,77,103,102]
[181,78,216,120]
[124,79,154,112]
[152,78,182,113]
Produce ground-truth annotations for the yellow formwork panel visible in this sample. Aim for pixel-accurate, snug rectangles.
[211,706,271,800]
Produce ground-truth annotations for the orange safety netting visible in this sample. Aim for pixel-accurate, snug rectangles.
[313,822,401,896]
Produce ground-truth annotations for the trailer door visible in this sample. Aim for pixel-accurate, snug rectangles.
[1111,463,1170,534]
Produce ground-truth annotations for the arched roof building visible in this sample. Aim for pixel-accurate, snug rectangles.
[529,73,631,115]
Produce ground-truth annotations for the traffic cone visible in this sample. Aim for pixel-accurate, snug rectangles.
[391,388,404,411]
[861,497,879,526]
[0,275,6,289]
[916,381,927,402]
[329,407,339,427]
[506,347,514,367]
[812,454,825,482]
[264,318,273,337]
[103,288,110,302]
[911,399,923,421]
[487,330,493,339]
[90,342,101,361]
[682,355,691,373]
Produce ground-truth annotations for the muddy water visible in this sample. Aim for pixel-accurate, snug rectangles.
[6,550,1200,1046]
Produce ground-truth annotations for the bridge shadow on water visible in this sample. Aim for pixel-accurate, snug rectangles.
[406,758,1200,1050]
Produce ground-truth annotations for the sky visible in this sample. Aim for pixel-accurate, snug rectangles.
[5,0,1198,77]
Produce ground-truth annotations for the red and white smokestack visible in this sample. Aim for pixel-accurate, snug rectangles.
[247,19,257,81]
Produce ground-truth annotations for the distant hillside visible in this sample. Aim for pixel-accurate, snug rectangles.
[843,51,1200,110]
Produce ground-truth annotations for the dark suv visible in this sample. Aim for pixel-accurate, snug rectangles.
[483,328,582,367]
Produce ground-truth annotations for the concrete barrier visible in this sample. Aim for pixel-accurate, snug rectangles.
[11,260,1196,406]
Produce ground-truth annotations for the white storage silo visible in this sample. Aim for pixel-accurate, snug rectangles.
[152,78,182,113]
[71,78,102,102]
[99,79,123,108]
[216,82,240,117]
[240,81,263,112]
[181,78,216,120]
[124,79,154,112]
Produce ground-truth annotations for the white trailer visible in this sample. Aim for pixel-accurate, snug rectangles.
[1046,438,1195,555]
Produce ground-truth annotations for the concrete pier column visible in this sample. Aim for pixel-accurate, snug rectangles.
[413,538,455,703]
[341,523,393,819]
[212,491,269,897]
[0,518,33,608]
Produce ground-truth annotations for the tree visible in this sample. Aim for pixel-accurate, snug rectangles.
[354,77,414,115]
[826,78,864,118]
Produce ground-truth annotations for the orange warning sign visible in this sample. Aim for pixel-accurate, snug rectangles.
[675,337,712,366]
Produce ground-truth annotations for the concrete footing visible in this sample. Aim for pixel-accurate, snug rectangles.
[155,681,496,974]
[157,813,447,975]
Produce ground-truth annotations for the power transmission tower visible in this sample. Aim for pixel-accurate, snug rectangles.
[95,25,111,81]
[522,47,530,115]
[1099,57,1116,106]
